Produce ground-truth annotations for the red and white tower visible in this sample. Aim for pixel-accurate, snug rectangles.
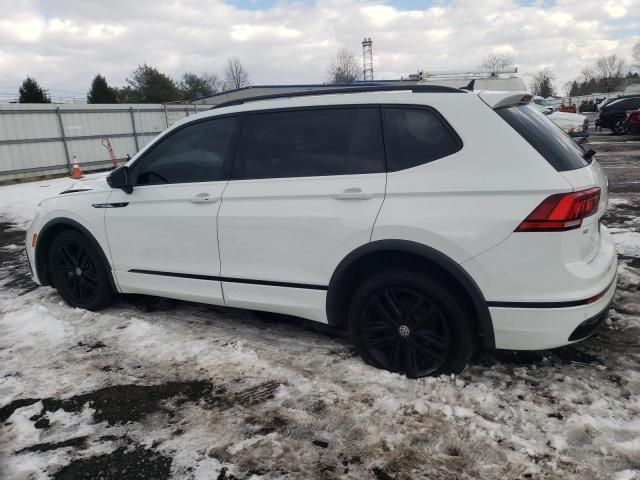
[362,37,374,81]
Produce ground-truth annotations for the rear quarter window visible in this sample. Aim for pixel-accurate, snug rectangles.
[496,104,588,172]
[382,107,462,171]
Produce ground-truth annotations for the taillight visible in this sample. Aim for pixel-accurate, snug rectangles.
[515,187,601,232]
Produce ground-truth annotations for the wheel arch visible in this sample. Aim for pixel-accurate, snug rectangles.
[326,239,495,349]
[35,217,117,291]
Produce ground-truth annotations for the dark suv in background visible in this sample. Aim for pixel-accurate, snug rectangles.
[596,95,640,134]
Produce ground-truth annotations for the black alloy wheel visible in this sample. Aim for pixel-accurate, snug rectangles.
[48,230,115,310]
[349,271,475,378]
[361,287,451,377]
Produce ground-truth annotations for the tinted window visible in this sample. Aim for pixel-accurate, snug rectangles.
[131,117,239,185]
[607,97,640,110]
[497,104,588,172]
[382,108,461,171]
[234,108,384,179]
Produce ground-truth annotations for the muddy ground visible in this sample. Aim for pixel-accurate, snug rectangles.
[1,116,639,479]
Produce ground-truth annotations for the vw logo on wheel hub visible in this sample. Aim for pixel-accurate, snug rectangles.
[398,325,410,337]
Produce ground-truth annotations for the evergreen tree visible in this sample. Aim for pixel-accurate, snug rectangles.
[119,64,180,103]
[178,72,222,100]
[18,77,50,103]
[529,69,556,98]
[87,74,118,103]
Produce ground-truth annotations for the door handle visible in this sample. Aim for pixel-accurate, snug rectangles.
[332,188,373,200]
[188,193,220,204]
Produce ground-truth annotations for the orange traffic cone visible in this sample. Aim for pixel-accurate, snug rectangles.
[70,156,83,179]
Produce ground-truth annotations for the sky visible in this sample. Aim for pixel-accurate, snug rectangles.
[0,0,638,101]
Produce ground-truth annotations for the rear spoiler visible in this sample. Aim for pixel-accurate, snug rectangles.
[478,91,533,109]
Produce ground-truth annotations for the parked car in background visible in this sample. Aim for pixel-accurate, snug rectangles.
[560,105,578,113]
[627,109,640,134]
[596,95,640,134]
[579,100,598,113]
[532,96,554,113]
[532,103,590,143]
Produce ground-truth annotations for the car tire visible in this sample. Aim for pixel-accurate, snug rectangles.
[348,270,475,378]
[612,119,628,135]
[48,230,115,311]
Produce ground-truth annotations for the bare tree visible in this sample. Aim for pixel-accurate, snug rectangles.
[327,48,360,84]
[633,40,640,69]
[529,68,556,98]
[562,81,573,97]
[580,68,595,82]
[224,57,250,91]
[595,54,626,82]
[478,51,515,72]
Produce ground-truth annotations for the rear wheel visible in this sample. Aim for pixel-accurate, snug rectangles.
[48,230,115,310]
[612,119,628,135]
[348,271,475,378]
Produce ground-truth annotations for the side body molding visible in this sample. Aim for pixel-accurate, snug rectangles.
[326,239,495,349]
[34,217,118,292]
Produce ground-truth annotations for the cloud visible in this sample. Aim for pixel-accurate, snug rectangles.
[0,0,638,101]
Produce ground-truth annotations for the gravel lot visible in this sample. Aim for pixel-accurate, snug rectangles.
[1,116,639,480]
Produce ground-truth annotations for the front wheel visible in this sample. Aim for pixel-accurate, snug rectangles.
[348,271,475,378]
[48,230,115,311]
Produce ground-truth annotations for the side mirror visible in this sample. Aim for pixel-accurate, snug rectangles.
[107,166,133,194]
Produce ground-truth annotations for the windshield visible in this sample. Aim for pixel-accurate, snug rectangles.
[497,104,589,171]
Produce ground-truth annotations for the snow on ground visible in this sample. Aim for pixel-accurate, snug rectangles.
[611,231,640,258]
[1,148,640,479]
[0,174,104,229]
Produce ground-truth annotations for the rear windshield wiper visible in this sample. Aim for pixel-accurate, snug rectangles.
[582,149,596,163]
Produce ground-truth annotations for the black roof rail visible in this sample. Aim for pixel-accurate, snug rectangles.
[210,84,466,110]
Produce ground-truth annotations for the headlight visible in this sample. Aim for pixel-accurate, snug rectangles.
[568,127,577,134]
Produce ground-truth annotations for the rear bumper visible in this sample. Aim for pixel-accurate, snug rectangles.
[490,270,616,350]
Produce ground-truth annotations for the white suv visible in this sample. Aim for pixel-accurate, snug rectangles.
[25,86,617,378]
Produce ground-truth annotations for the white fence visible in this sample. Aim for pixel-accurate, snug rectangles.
[0,103,203,181]
[549,85,640,110]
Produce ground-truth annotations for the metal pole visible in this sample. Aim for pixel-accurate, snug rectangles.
[55,108,72,173]
[129,107,139,151]
[163,104,169,128]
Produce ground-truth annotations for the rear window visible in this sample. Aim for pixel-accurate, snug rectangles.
[496,104,588,172]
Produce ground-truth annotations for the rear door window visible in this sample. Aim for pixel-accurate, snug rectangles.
[381,107,462,171]
[234,107,385,179]
[496,104,588,172]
